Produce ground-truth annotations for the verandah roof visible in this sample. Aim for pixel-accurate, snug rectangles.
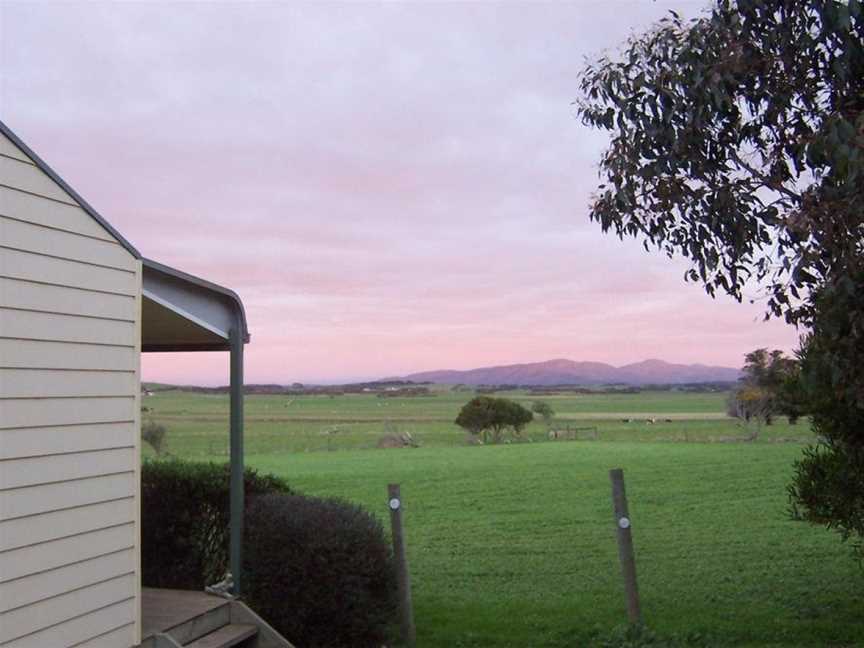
[142,257,249,353]
[140,257,249,595]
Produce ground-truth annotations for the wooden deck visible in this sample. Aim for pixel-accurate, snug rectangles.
[142,587,228,639]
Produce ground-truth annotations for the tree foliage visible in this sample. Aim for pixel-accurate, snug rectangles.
[788,275,864,557]
[577,0,863,324]
[454,395,496,440]
[531,400,556,423]
[577,0,864,556]
[727,384,771,426]
[504,399,535,440]
[728,348,802,427]
[455,396,534,443]
[742,349,795,392]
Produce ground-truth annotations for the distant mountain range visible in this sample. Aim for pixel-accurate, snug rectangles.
[390,358,742,386]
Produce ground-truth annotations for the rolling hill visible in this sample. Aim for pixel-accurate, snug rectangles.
[393,358,741,386]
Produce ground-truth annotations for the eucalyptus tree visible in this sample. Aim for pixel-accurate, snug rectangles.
[577,0,864,556]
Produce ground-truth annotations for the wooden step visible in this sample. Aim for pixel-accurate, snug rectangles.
[140,588,231,648]
[184,624,258,648]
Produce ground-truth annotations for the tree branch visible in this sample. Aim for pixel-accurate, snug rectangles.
[729,150,803,204]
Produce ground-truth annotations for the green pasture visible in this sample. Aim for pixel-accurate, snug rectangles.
[143,387,729,422]
[143,389,812,457]
[142,389,861,646]
[250,443,863,647]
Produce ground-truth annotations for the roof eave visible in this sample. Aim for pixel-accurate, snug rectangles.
[142,257,250,344]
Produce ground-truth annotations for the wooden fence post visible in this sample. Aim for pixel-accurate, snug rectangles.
[609,468,641,624]
[388,483,416,647]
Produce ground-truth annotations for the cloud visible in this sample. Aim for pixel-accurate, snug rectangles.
[0,1,798,384]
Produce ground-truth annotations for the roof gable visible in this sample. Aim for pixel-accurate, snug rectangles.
[0,119,140,259]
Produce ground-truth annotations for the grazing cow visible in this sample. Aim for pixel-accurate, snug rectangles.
[646,418,656,424]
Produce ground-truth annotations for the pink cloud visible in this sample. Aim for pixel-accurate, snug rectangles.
[0,1,799,384]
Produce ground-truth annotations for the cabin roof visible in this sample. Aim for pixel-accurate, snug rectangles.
[0,118,141,258]
[0,119,249,351]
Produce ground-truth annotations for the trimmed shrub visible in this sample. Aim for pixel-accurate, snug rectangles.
[243,493,396,648]
[141,459,291,589]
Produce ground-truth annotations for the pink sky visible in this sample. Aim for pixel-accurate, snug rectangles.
[0,2,800,385]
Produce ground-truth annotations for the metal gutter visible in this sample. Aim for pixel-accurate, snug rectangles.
[142,257,250,343]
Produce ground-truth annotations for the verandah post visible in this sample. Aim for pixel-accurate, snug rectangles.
[230,325,245,595]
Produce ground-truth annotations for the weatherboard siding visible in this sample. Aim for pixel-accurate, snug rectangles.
[0,338,137,371]
[0,309,135,346]
[0,154,76,204]
[1,573,136,644]
[0,422,135,461]
[0,215,136,270]
[0,275,137,319]
[0,186,117,242]
[0,523,135,583]
[1,599,136,648]
[0,139,31,164]
[0,498,137,553]
[0,369,138,399]
[0,130,141,647]
[0,246,138,295]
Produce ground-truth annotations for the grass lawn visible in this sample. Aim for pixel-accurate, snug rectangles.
[143,389,861,646]
[247,443,863,647]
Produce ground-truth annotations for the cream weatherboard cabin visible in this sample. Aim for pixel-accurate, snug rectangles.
[0,121,289,648]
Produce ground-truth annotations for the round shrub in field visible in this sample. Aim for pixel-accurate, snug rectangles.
[243,493,396,648]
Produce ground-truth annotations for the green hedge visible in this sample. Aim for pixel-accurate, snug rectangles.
[141,459,291,590]
[142,459,396,646]
[243,493,397,648]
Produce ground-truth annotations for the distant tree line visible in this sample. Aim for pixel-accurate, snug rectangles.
[147,380,433,397]
[376,387,433,398]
